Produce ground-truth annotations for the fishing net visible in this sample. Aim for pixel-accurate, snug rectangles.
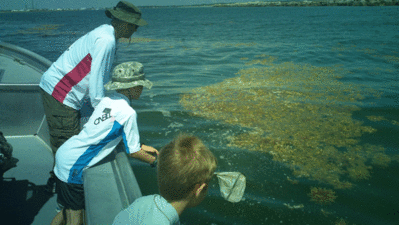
[214,172,246,203]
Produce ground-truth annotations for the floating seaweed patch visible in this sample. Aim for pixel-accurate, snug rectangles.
[308,187,337,205]
[161,46,175,50]
[212,42,257,48]
[182,46,201,51]
[371,67,395,73]
[283,203,304,209]
[391,120,399,126]
[320,208,332,217]
[331,43,356,52]
[367,115,388,122]
[347,164,371,181]
[335,218,348,225]
[356,48,377,54]
[119,37,164,43]
[331,46,351,52]
[367,116,399,127]
[14,24,84,37]
[372,153,391,168]
[286,176,299,184]
[331,43,399,65]
[381,55,399,64]
[180,56,391,189]
[245,55,277,66]
[15,24,63,36]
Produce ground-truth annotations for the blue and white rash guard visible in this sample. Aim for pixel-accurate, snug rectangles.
[54,91,140,184]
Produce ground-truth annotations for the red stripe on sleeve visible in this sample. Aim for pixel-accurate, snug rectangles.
[52,54,92,103]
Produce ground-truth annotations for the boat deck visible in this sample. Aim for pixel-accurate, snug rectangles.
[1,135,57,225]
[1,41,58,224]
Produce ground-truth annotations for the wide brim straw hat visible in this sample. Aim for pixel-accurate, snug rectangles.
[105,61,153,91]
[105,1,148,26]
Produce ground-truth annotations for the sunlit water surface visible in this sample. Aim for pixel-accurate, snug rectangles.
[1,6,399,225]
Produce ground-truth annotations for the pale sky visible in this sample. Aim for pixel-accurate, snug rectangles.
[0,0,256,10]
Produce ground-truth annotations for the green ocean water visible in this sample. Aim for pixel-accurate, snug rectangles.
[1,6,399,225]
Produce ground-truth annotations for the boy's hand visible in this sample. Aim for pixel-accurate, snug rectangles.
[141,144,159,156]
[129,145,159,165]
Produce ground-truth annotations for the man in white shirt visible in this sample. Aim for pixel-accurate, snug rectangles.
[40,1,147,193]
[50,61,157,225]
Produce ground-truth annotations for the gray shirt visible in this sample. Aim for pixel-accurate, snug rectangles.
[113,194,180,225]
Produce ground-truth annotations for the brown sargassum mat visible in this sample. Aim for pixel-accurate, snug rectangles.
[180,54,398,190]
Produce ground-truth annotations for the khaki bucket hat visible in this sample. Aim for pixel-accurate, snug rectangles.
[105,62,153,91]
[105,1,148,26]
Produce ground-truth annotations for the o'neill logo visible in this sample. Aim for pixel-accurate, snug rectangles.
[94,108,112,125]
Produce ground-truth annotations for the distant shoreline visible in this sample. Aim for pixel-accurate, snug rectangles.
[208,0,399,7]
[1,0,398,13]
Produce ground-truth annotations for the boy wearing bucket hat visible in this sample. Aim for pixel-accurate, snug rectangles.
[113,134,218,225]
[50,62,156,225]
[41,1,147,193]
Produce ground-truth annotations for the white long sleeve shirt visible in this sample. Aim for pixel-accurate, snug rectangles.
[40,24,116,109]
[54,92,141,184]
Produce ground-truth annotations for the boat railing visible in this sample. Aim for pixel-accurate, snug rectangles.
[83,143,143,225]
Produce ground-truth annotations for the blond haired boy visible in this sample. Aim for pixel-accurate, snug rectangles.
[113,134,218,225]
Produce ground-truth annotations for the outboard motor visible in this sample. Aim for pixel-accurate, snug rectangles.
[0,131,19,179]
